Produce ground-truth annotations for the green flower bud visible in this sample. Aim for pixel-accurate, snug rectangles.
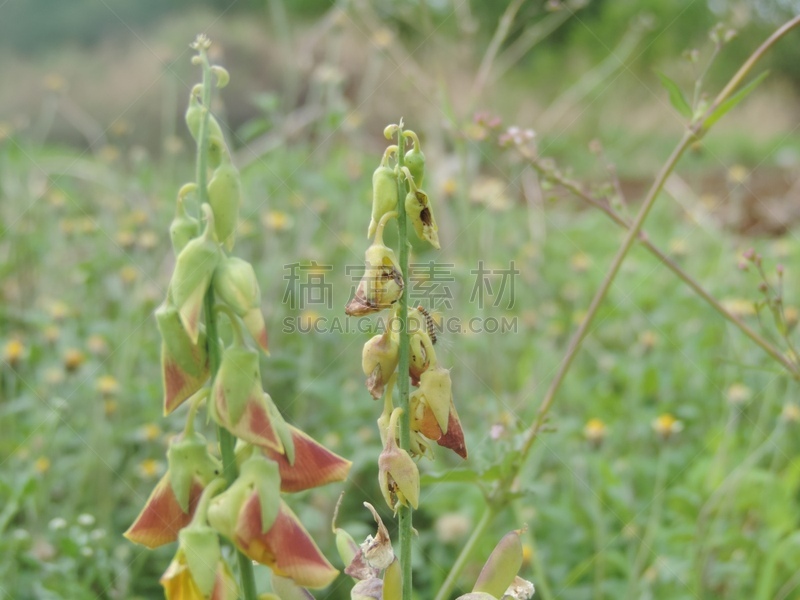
[167,431,220,513]
[213,256,260,317]
[170,184,199,256]
[335,526,360,571]
[367,146,398,239]
[403,130,425,187]
[212,341,261,426]
[211,65,230,89]
[472,530,523,599]
[208,455,281,538]
[178,525,222,597]
[207,156,241,251]
[170,204,220,343]
[185,84,225,144]
[155,303,209,415]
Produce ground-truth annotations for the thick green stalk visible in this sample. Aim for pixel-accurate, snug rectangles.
[194,43,258,600]
[395,122,413,600]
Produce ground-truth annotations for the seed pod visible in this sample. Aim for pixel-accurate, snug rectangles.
[213,256,260,317]
[170,204,220,344]
[367,146,398,239]
[169,185,199,256]
[155,303,209,415]
[403,130,425,187]
[378,408,420,512]
[346,212,404,316]
[362,328,399,399]
[402,167,440,249]
[185,84,225,145]
[472,530,523,599]
[207,156,241,251]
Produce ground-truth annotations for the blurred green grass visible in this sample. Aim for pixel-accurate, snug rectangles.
[2,125,800,598]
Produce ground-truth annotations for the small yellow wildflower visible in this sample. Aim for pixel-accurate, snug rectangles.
[34,457,51,474]
[120,266,138,284]
[261,210,293,232]
[96,375,120,396]
[3,339,25,367]
[442,177,457,198]
[521,543,534,566]
[138,459,162,479]
[63,348,86,373]
[584,418,607,447]
[142,423,161,442]
[652,413,683,440]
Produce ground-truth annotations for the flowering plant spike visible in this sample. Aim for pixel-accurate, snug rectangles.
[345,122,468,598]
[125,35,350,599]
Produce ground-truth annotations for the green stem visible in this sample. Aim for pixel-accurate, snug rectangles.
[395,120,413,600]
[194,41,258,600]
[521,149,798,380]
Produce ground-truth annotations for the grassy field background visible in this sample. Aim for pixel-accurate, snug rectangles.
[2,1,800,599]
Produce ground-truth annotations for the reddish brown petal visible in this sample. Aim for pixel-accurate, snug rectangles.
[437,401,467,459]
[163,352,207,415]
[235,496,339,589]
[412,401,444,442]
[215,389,283,453]
[125,474,204,549]
[263,426,351,493]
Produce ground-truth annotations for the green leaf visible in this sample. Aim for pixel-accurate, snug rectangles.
[657,72,692,119]
[703,70,769,130]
